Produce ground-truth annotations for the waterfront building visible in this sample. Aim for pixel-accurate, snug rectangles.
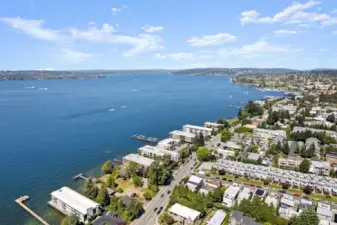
[156,138,180,150]
[138,145,180,161]
[49,187,99,223]
[183,124,212,136]
[204,122,224,130]
[169,130,196,143]
[169,203,201,225]
[123,153,154,168]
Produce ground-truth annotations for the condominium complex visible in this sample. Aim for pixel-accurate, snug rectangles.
[49,187,100,223]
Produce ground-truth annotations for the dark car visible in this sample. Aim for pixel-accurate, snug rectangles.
[161,194,164,198]
[167,190,171,194]
[279,190,287,194]
[157,206,164,214]
[154,207,158,212]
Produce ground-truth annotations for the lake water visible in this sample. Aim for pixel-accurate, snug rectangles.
[0,73,283,225]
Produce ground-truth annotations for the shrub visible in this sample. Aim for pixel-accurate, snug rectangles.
[116,187,123,193]
[302,186,313,195]
[218,169,226,175]
[282,183,290,190]
[263,179,271,185]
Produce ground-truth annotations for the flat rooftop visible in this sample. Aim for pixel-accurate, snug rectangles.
[123,153,154,167]
[170,130,196,138]
[51,186,99,215]
[169,203,200,221]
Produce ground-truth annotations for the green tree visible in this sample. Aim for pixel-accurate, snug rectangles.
[238,108,243,120]
[126,162,138,177]
[101,160,114,174]
[197,147,211,161]
[132,175,144,187]
[96,187,109,205]
[159,212,175,225]
[221,129,232,142]
[148,161,172,186]
[307,143,316,158]
[106,175,115,188]
[84,179,98,200]
[61,216,79,225]
[276,141,283,153]
[290,208,319,225]
[299,159,310,173]
[283,141,290,155]
[268,144,278,155]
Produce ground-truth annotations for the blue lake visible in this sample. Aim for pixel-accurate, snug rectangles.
[0,73,283,225]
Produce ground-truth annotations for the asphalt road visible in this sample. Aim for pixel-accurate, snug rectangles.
[133,153,198,225]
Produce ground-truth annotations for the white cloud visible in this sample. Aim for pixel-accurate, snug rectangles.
[35,68,55,71]
[57,48,92,63]
[240,1,329,25]
[273,29,298,37]
[299,23,311,28]
[321,17,337,26]
[154,52,195,60]
[0,17,59,41]
[219,40,296,58]
[187,33,236,47]
[111,8,121,15]
[141,25,164,33]
[1,17,164,57]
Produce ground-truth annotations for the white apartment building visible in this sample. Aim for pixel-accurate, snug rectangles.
[169,203,201,225]
[123,153,154,168]
[317,203,333,222]
[272,104,298,115]
[138,145,180,161]
[156,138,180,150]
[292,126,337,139]
[222,184,241,208]
[49,187,100,223]
[253,128,287,141]
[183,124,212,136]
[169,130,196,143]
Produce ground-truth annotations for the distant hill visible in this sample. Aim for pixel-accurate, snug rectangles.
[172,68,297,76]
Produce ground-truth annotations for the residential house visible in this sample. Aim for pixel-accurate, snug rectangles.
[229,210,261,225]
[223,184,241,208]
[207,210,227,225]
[317,203,333,222]
[278,194,296,219]
[169,203,201,225]
[237,187,252,204]
[187,175,203,191]
[265,192,279,208]
[310,161,330,176]
[297,199,313,214]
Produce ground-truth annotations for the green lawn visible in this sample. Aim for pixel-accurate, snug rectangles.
[287,188,303,195]
[267,183,282,190]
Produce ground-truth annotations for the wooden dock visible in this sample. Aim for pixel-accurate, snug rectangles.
[15,196,50,225]
[73,173,89,181]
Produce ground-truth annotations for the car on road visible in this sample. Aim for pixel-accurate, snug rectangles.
[161,194,164,198]
[154,207,158,212]
[191,167,194,170]
[157,206,164,214]
[167,190,171,194]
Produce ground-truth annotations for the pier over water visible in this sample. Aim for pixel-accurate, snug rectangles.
[15,196,50,225]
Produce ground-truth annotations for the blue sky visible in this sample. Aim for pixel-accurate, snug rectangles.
[1,0,337,70]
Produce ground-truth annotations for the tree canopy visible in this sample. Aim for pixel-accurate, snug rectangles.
[84,179,98,200]
[289,208,319,225]
[197,147,211,161]
[299,159,310,173]
[101,160,114,174]
[61,216,79,225]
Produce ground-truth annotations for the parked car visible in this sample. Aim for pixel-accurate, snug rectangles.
[279,190,287,194]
